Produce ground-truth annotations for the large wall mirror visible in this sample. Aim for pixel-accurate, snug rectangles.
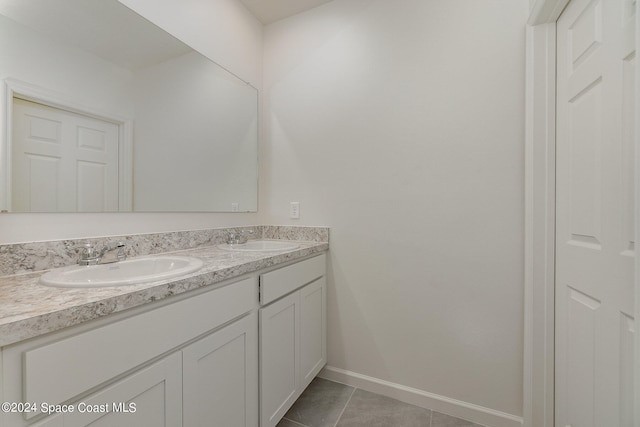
[0,0,258,212]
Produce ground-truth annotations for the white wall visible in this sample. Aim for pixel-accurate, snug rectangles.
[118,0,263,86]
[0,0,263,244]
[0,15,134,117]
[263,0,526,420]
[1,0,530,421]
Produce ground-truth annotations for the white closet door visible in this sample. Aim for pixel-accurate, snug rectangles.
[555,0,636,425]
[11,98,119,212]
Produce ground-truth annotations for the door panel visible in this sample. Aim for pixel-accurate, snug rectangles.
[565,287,599,427]
[182,312,258,427]
[556,0,636,425]
[11,98,119,212]
[567,75,602,249]
[621,53,635,257]
[64,352,182,427]
[259,292,299,427]
[300,277,326,389]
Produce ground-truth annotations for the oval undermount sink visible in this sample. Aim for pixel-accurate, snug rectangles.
[40,256,204,288]
[218,240,300,252]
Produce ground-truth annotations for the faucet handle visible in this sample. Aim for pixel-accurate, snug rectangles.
[99,241,127,263]
[74,242,99,265]
[227,232,239,245]
[227,229,255,245]
[115,242,126,261]
[74,242,95,253]
[239,229,255,244]
[104,241,125,251]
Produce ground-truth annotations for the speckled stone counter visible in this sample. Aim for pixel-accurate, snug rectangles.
[0,226,328,347]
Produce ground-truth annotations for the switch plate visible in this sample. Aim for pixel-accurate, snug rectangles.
[290,202,300,219]
[231,203,239,212]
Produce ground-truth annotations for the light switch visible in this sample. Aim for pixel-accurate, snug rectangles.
[290,202,300,219]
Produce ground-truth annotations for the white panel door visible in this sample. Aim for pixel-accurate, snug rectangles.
[556,0,636,425]
[11,98,119,212]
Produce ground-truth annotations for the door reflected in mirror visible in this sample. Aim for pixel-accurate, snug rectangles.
[0,0,258,213]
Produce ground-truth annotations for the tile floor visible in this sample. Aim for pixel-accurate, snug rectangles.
[276,378,487,427]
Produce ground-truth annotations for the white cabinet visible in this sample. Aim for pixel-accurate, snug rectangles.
[30,415,62,427]
[183,312,258,427]
[64,352,182,427]
[0,252,327,427]
[299,277,327,387]
[60,313,257,427]
[259,292,300,427]
[1,277,257,427]
[259,255,327,427]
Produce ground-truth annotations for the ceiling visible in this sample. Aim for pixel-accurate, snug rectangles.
[0,0,336,69]
[238,0,334,24]
[0,0,190,70]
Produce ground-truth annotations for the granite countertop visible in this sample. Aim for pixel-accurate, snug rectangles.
[0,241,328,348]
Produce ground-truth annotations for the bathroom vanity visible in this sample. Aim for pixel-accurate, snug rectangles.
[0,227,328,427]
[259,254,327,427]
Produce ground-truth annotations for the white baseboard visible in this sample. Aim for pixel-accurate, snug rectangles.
[318,366,523,427]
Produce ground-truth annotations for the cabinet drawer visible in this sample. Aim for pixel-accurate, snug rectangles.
[260,254,325,305]
[8,277,256,420]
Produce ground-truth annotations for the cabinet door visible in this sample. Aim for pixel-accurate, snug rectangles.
[183,312,258,427]
[31,415,63,427]
[259,292,300,427]
[299,277,326,389]
[64,352,182,427]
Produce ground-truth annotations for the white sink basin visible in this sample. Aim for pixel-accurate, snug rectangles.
[218,240,300,252]
[40,256,204,288]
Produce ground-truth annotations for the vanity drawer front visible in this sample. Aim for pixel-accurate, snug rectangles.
[12,277,256,420]
[260,254,325,305]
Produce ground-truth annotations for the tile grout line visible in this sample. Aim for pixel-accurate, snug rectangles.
[289,378,486,427]
[281,418,308,427]
[332,386,357,427]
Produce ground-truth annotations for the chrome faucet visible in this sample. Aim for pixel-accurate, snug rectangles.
[75,241,126,265]
[227,229,255,245]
